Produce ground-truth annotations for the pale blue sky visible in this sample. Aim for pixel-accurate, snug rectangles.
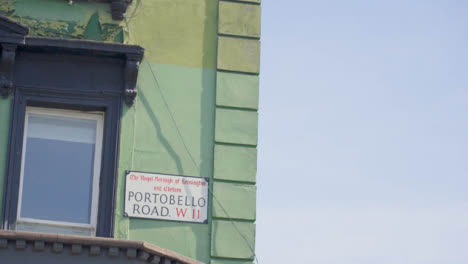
[257,1,468,263]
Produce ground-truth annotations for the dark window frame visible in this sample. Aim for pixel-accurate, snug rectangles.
[3,88,121,237]
[0,14,144,238]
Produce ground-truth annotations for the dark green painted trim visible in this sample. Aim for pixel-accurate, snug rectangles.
[2,89,122,238]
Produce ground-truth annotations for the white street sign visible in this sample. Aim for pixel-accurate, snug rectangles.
[124,171,209,224]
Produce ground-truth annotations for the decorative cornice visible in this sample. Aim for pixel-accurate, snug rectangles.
[0,44,17,98]
[124,54,141,106]
[24,36,144,56]
[111,0,132,20]
[89,0,134,20]
[0,15,144,106]
[0,230,203,264]
[0,15,29,35]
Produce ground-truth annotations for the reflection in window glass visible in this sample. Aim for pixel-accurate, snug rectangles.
[20,113,98,224]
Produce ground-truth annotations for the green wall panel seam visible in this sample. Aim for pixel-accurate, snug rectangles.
[219,0,261,6]
[217,34,260,41]
[214,141,257,148]
[212,217,255,223]
[213,179,256,185]
[217,69,260,76]
[217,69,259,76]
[218,33,260,40]
[215,141,257,148]
[211,256,255,261]
[216,105,258,112]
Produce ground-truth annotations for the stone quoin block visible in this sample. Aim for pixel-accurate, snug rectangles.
[219,1,261,38]
[211,220,255,259]
[213,181,256,220]
[214,144,257,183]
[217,36,260,73]
[215,108,258,145]
[216,71,259,110]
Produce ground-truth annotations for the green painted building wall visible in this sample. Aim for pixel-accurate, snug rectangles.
[0,1,260,263]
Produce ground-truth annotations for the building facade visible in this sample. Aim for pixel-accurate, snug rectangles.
[0,0,260,263]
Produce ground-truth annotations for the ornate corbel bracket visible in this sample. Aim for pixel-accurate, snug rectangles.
[0,44,17,98]
[111,0,132,20]
[123,54,141,106]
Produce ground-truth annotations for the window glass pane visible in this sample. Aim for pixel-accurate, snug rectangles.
[20,113,98,224]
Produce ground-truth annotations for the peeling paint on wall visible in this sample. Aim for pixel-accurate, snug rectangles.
[0,0,123,42]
